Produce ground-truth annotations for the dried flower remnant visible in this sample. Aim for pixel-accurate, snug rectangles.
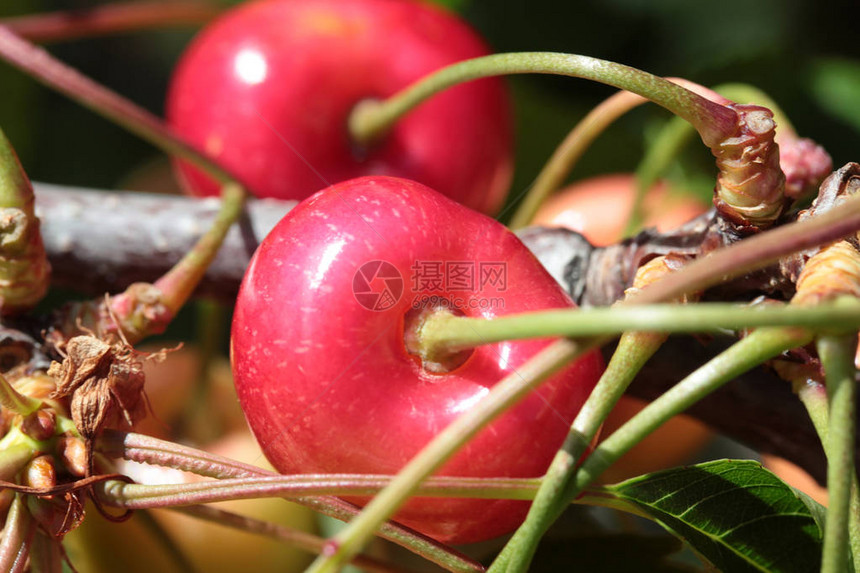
[47,334,164,472]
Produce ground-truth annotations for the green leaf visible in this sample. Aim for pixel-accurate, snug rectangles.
[602,459,822,573]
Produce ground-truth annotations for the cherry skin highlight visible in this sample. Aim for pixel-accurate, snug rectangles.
[231,176,604,544]
[167,0,513,214]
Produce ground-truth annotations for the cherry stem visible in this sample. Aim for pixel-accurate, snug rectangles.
[417,298,860,356]
[794,368,860,571]
[0,127,50,314]
[173,505,413,573]
[494,330,667,571]
[0,25,237,186]
[3,1,220,44]
[818,334,859,573]
[508,77,728,229]
[153,183,244,316]
[349,53,738,150]
[311,193,860,572]
[97,431,486,573]
[500,326,813,572]
[0,494,34,573]
[96,474,539,508]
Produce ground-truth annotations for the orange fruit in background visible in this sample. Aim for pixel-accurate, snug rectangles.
[534,173,713,482]
[533,173,707,244]
[762,454,828,506]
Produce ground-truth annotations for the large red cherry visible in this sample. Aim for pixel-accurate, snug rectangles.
[167,0,513,214]
[231,175,604,544]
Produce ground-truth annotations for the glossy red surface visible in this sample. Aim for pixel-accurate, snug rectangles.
[231,176,604,543]
[167,0,513,214]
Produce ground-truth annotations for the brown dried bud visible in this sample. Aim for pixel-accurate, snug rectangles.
[21,409,55,441]
[23,455,57,491]
[56,436,88,477]
[713,104,786,230]
[49,335,147,447]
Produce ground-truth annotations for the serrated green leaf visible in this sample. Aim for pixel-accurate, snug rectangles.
[603,460,822,573]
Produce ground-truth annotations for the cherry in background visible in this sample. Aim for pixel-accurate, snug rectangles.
[231,176,604,544]
[167,0,513,214]
[533,174,713,482]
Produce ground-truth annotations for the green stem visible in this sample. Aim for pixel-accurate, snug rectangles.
[508,90,646,229]
[305,338,596,573]
[153,183,244,315]
[572,327,811,491]
[496,326,812,572]
[4,1,219,44]
[626,116,698,236]
[418,298,860,356]
[349,53,738,149]
[818,335,858,573]
[0,25,236,186]
[492,330,666,572]
[108,182,244,342]
[98,431,485,573]
[793,365,860,572]
[97,474,539,508]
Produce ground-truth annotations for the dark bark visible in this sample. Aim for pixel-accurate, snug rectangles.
[34,182,295,301]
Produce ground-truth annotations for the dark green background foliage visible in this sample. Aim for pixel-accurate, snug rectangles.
[1,0,859,203]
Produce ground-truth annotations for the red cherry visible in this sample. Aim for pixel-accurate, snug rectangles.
[231,176,604,544]
[167,0,513,214]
